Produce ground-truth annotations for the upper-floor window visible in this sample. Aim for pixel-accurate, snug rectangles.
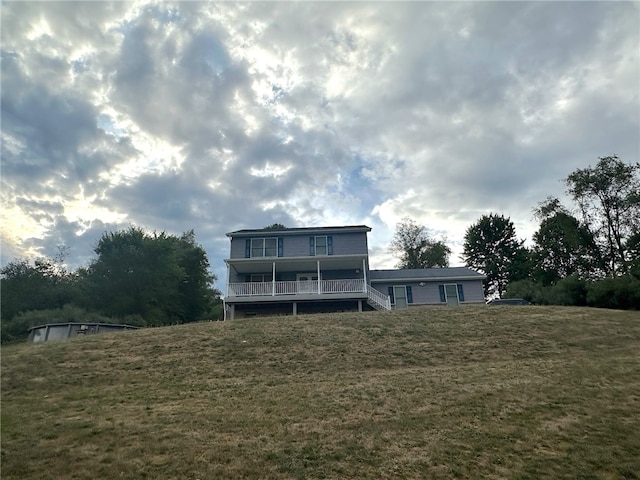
[248,238,278,257]
[310,235,333,256]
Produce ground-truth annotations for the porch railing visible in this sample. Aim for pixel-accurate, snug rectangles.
[227,279,367,297]
[367,286,392,311]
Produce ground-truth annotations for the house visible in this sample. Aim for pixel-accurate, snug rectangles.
[369,267,486,308]
[223,225,486,319]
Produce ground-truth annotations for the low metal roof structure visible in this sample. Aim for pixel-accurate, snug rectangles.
[27,322,140,343]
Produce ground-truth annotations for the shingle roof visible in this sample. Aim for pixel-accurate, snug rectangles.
[226,225,371,237]
[369,267,485,281]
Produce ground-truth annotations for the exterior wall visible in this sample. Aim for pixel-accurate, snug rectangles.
[229,231,368,259]
[371,279,485,306]
[454,280,485,303]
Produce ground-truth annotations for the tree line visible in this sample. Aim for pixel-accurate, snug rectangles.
[1,228,222,343]
[2,156,637,342]
[390,156,640,309]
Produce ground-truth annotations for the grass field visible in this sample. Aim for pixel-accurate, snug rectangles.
[2,305,639,479]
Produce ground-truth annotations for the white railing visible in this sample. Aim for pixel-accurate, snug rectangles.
[367,287,392,311]
[227,279,366,297]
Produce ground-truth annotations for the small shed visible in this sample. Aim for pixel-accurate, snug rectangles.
[27,322,140,343]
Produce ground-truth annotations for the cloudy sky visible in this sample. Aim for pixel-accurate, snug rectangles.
[2,1,638,288]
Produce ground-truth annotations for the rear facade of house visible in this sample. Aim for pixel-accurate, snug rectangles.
[224,225,485,319]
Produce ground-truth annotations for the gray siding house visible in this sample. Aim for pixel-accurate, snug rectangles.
[224,225,485,319]
[369,267,486,308]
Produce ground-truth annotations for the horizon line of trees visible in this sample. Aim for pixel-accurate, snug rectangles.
[390,155,640,310]
[1,227,223,343]
[2,156,638,343]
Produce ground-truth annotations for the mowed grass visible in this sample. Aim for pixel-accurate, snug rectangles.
[2,306,639,480]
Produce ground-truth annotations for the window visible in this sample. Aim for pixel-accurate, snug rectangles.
[309,235,333,256]
[251,274,272,282]
[438,284,465,303]
[315,236,327,255]
[251,239,264,257]
[264,238,277,257]
[249,238,278,258]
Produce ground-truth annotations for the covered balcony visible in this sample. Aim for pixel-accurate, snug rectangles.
[228,278,367,297]
[225,254,370,302]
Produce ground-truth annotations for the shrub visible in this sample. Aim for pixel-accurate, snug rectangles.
[587,275,640,310]
[505,279,545,304]
[547,276,588,306]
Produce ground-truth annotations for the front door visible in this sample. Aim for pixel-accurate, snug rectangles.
[393,286,408,309]
[445,284,459,307]
[297,273,319,293]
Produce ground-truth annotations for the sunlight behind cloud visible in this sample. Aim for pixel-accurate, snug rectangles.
[63,187,127,235]
[26,16,53,41]
[249,163,291,178]
[1,204,50,243]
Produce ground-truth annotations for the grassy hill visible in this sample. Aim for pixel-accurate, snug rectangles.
[2,306,639,479]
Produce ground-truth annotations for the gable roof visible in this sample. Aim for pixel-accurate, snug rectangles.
[369,267,486,282]
[226,225,371,237]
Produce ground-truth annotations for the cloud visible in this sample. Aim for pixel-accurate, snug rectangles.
[2,1,638,286]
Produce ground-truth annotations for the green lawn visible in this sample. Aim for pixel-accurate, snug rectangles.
[2,305,639,479]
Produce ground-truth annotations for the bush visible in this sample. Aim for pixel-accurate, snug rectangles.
[507,276,588,307]
[505,280,546,304]
[587,275,640,310]
[209,302,225,321]
[547,276,588,306]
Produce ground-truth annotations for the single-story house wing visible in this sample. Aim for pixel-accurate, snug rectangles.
[369,267,486,308]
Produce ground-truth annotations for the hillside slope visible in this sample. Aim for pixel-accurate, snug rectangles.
[2,306,639,479]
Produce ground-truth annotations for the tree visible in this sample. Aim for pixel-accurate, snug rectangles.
[626,230,640,277]
[390,217,451,269]
[462,213,526,298]
[86,227,218,325]
[532,197,602,284]
[263,223,287,230]
[173,230,220,322]
[0,255,76,322]
[566,156,640,276]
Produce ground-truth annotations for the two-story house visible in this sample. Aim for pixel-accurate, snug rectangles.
[223,225,486,319]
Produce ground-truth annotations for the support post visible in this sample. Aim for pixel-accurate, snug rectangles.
[272,262,276,296]
[362,258,367,292]
[317,260,321,294]
[292,302,297,315]
[358,300,363,312]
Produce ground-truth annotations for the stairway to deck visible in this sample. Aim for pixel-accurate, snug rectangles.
[367,287,391,311]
